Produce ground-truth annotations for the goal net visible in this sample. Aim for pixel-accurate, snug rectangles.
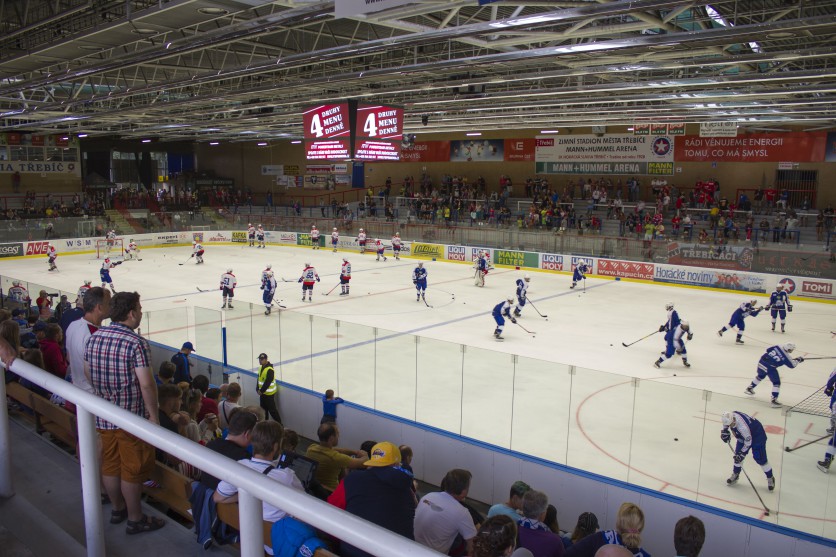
[788,386,831,418]
[96,238,124,259]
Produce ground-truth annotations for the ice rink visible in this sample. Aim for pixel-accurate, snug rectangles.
[3,242,835,537]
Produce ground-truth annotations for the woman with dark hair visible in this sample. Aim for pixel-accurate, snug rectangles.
[570,512,599,545]
[472,514,533,557]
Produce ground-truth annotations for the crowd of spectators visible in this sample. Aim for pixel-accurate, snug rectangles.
[0,190,107,223]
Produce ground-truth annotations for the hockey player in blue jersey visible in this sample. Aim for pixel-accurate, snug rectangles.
[717,299,762,344]
[816,368,836,473]
[570,262,588,289]
[261,271,277,315]
[659,302,681,336]
[100,258,121,293]
[513,275,531,317]
[492,296,516,341]
[765,283,792,333]
[654,320,692,368]
[744,343,804,406]
[721,411,775,491]
[412,262,428,302]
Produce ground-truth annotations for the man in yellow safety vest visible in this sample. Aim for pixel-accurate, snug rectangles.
[256,353,281,424]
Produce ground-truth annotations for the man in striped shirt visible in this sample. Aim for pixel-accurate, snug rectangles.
[85,291,165,535]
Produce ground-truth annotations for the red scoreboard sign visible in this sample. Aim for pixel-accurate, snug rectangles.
[355,103,403,140]
[303,103,350,139]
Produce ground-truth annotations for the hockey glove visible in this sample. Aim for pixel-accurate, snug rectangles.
[510,317,517,324]
[316,277,320,282]
[659,325,666,332]
[825,386,834,397]
[413,280,418,285]
[298,278,302,283]
[765,304,771,311]
[733,452,746,464]
[795,357,804,364]
[687,332,694,341]
[721,429,731,443]
[190,253,194,258]
[787,304,793,312]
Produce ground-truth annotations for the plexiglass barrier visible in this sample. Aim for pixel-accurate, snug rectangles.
[126,305,835,539]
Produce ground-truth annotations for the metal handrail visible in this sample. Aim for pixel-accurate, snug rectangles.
[0,358,441,557]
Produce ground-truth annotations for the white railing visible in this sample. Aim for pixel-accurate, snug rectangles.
[0,358,442,557]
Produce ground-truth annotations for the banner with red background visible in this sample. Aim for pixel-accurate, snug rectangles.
[674,132,826,162]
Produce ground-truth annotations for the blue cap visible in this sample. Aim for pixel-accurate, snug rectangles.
[182,341,195,352]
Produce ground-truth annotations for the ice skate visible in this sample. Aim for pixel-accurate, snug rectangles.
[827,425,835,434]
[744,386,755,395]
[781,324,785,333]
[417,295,420,302]
[570,284,575,289]
[771,397,781,407]
[264,307,271,315]
[735,338,744,344]
[771,324,775,331]
[653,358,662,369]
[682,359,690,368]
[726,472,739,485]
[717,329,723,337]
[817,457,832,473]
[767,476,776,491]
[227,303,233,309]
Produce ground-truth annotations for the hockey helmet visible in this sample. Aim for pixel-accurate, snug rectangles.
[524,274,531,282]
[665,302,674,310]
[248,223,252,227]
[304,262,310,267]
[750,299,758,306]
[258,223,263,227]
[680,320,689,330]
[12,281,21,287]
[783,343,796,353]
[417,261,423,267]
[266,264,272,270]
[506,295,514,303]
[84,280,92,286]
[776,283,784,290]
[333,227,337,231]
[227,268,233,273]
[343,258,348,262]
[721,411,734,428]
[359,228,364,232]
[311,225,317,229]
[395,232,400,236]
[104,258,110,263]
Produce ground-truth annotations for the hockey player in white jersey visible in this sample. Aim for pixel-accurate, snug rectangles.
[100,258,121,293]
[247,223,256,247]
[331,228,339,252]
[46,243,57,271]
[340,258,351,296]
[256,225,266,248]
[513,275,531,317]
[220,268,237,309]
[125,239,141,261]
[192,241,205,264]
[310,225,321,249]
[7,281,29,306]
[261,264,273,287]
[391,232,402,260]
[299,263,320,302]
[357,229,367,253]
[262,271,277,315]
[75,280,92,308]
[375,238,387,262]
[105,229,117,254]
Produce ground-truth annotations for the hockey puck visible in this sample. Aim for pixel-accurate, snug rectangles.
[674,438,679,441]
[610,344,613,346]
[673,374,677,376]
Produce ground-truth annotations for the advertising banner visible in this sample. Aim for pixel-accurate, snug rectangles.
[751,251,834,279]
[207,232,231,243]
[666,242,754,271]
[450,139,504,162]
[25,241,50,255]
[535,134,674,175]
[571,256,595,273]
[0,161,80,175]
[540,253,564,271]
[597,259,654,280]
[675,132,826,162]
[470,247,492,262]
[412,243,444,259]
[264,231,296,244]
[0,243,23,258]
[297,233,325,248]
[399,141,450,163]
[446,245,468,262]
[699,122,738,137]
[654,264,767,292]
[231,232,247,243]
[799,278,834,300]
[504,139,536,162]
[493,249,539,268]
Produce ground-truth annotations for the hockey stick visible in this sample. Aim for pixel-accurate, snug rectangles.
[281,277,296,283]
[622,330,659,348]
[583,277,586,294]
[324,282,340,296]
[801,357,836,360]
[196,286,212,293]
[178,254,194,266]
[784,433,831,453]
[525,296,547,318]
[513,320,536,335]
[421,294,432,308]
[726,441,771,516]
[271,300,287,309]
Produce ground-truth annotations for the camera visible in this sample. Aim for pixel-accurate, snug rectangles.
[48,292,59,297]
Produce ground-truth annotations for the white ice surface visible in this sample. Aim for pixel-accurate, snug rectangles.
[4,244,835,536]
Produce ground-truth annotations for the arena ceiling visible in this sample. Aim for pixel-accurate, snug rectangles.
[0,0,835,143]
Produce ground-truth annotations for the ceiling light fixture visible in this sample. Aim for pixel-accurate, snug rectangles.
[290,140,301,144]
[257,142,268,146]
[141,139,151,143]
[466,132,482,136]
[540,130,559,134]
[131,28,156,35]
[209,142,219,146]
[198,7,229,15]
[77,133,88,138]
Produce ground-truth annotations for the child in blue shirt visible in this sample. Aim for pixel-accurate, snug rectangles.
[321,389,344,424]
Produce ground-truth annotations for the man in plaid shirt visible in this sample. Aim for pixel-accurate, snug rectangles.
[84,291,165,534]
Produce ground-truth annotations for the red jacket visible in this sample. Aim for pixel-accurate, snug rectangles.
[38,338,67,379]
